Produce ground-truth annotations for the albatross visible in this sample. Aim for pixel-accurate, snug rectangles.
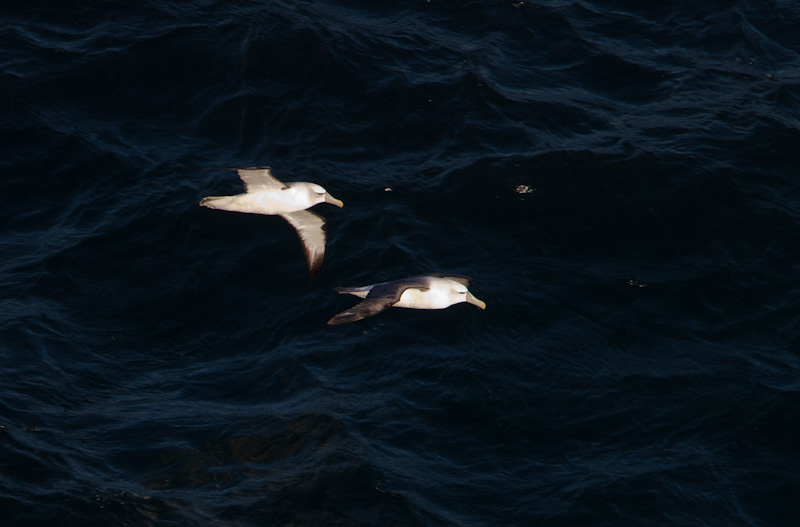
[327,274,486,325]
[200,167,343,279]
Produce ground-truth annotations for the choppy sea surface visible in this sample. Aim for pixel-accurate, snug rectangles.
[2,1,800,525]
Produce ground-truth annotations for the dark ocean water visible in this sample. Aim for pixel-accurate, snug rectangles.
[2,0,800,525]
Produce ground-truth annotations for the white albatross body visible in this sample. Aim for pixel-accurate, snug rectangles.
[327,274,486,325]
[200,167,343,278]
[202,182,333,215]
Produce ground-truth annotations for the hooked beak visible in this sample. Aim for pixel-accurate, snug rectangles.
[465,292,486,310]
[325,194,344,208]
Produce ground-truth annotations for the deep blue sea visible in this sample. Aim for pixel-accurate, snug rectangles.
[2,1,800,525]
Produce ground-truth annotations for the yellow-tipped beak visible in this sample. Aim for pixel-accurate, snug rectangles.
[466,292,486,310]
[325,194,344,208]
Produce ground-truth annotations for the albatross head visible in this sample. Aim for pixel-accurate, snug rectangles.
[449,281,486,310]
[299,182,344,208]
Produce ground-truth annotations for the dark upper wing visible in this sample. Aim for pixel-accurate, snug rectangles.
[428,273,472,287]
[279,210,327,278]
[236,167,288,193]
[327,279,429,325]
[326,297,394,325]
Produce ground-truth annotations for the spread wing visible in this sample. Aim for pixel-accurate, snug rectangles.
[236,167,288,193]
[327,279,429,325]
[279,210,327,279]
[429,273,472,287]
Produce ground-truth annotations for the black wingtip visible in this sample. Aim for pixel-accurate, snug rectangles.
[308,261,322,279]
[305,243,324,279]
[327,311,363,325]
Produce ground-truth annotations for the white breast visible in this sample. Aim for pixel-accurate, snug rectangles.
[395,281,458,310]
[232,187,313,214]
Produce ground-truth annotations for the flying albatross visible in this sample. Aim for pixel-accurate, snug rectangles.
[327,274,486,325]
[200,167,343,278]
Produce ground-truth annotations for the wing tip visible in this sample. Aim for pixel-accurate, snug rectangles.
[308,260,322,279]
[304,240,324,279]
[327,311,363,325]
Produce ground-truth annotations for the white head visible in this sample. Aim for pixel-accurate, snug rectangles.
[421,277,486,310]
[450,281,486,309]
[289,182,344,208]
